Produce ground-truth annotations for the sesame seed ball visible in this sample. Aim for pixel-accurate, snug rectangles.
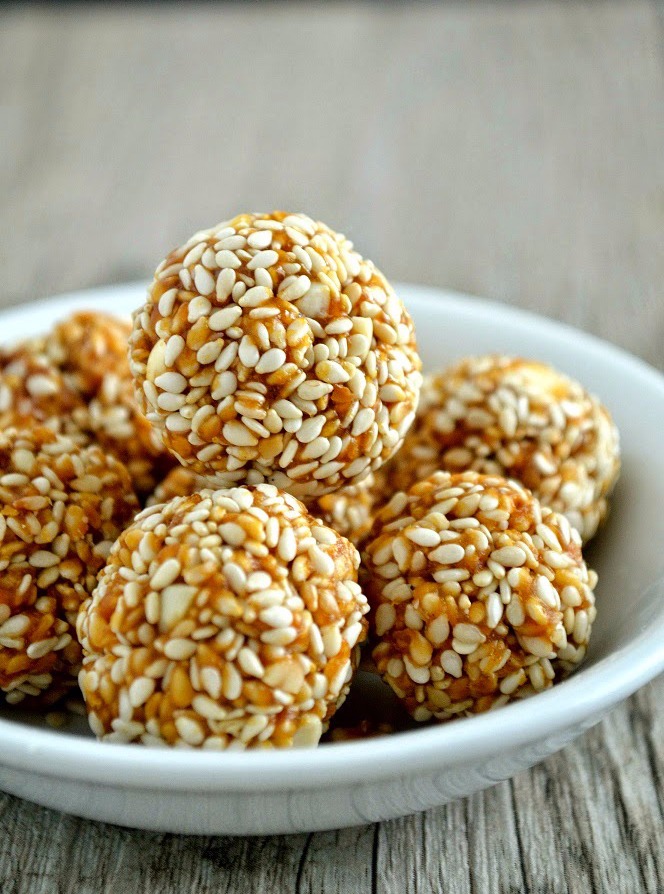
[147,467,377,547]
[377,357,620,542]
[77,483,369,748]
[0,346,87,442]
[363,471,597,722]
[0,427,140,706]
[129,212,422,498]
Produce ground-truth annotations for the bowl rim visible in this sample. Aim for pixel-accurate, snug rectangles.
[1,281,663,792]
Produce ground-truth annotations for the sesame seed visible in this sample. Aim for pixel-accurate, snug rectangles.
[150,558,182,590]
[155,371,188,394]
[175,716,205,746]
[404,527,441,547]
[255,348,287,375]
[26,637,59,659]
[129,677,155,708]
[247,249,279,269]
[490,545,527,567]
[163,638,197,660]
[259,606,294,628]
[429,543,465,565]
[223,420,258,447]
[29,550,60,568]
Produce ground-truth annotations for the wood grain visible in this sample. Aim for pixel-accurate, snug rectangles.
[0,1,663,892]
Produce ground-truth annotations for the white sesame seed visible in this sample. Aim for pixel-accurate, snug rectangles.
[150,558,182,590]
[429,543,465,565]
[223,420,258,447]
[201,666,222,700]
[255,348,287,375]
[216,250,242,269]
[247,249,279,269]
[164,334,185,367]
[159,584,197,632]
[26,637,59,659]
[237,647,265,678]
[440,650,463,677]
[222,663,243,700]
[500,670,526,695]
[490,546,527,567]
[375,603,396,636]
[239,285,271,308]
[277,527,297,562]
[405,527,441,548]
[486,592,504,628]
[259,606,293,628]
[29,550,60,568]
[155,371,188,394]
[164,638,197,660]
[129,677,155,708]
[175,716,205,746]
[238,336,260,368]
[246,230,273,249]
[219,523,246,546]
[0,614,30,637]
[426,614,450,645]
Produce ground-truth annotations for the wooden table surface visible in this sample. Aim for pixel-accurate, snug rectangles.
[1,2,663,891]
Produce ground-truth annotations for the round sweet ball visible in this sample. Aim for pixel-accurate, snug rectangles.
[0,346,87,441]
[77,483,369,748]
[378,357,620,542]
[147,466,377,547]
[129,211,422,498]
[0,427,139,706]
[364,471,597,722]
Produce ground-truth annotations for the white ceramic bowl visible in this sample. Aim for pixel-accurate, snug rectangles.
[0,282,663,836]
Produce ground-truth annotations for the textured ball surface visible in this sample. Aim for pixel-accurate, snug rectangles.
[129,212,422,498]
[0,428,139,705]
[45,310,134,399]
[376,357,620,541]
[148,466,377,547]
[15,311,176,497]
[0,346,87,441]
[78,484,369,748]
[364,471,597,722]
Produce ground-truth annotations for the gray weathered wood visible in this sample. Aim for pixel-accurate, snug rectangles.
[0,1,662,891]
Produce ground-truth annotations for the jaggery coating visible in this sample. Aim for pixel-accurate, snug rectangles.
[129,212,422,498]
[77,484,369,748]
[376,358,620,542]
[363,471,597,722]
[0,428,139,705]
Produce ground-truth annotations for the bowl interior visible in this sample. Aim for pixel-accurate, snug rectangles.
[0,282,663,778]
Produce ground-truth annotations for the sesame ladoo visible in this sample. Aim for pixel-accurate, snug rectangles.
[129,212,422,498]
[376,357,620,542]
[363,471,597,722]
[0,427,139,706]
[147,466,377,547]
[77,484,369,748]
